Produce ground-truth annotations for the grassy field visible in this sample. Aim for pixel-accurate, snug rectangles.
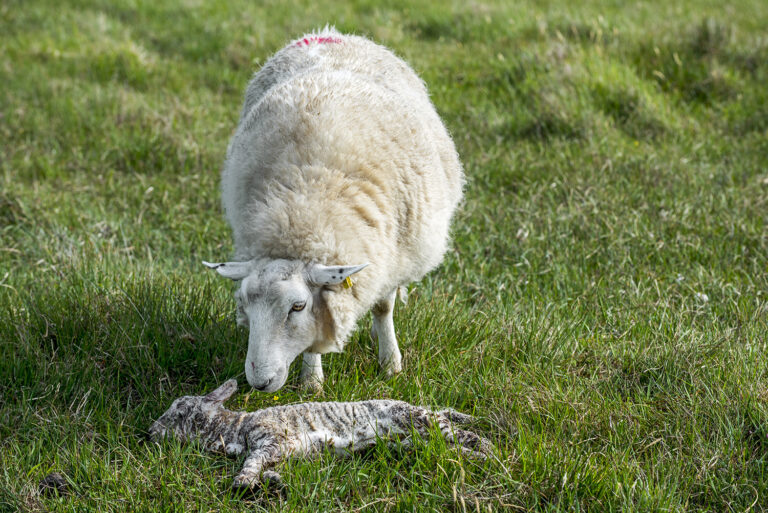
[2,0,768,511]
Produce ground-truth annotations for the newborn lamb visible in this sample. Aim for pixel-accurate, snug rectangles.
[149,380,492,492]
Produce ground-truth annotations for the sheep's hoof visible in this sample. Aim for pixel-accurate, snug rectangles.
[298,376,323,394]
[382,366,402,378]
[380,358,402,378]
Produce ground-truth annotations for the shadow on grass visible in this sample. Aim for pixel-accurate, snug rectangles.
[0,273,242,427]
[628,18,761,106]
[590,84,667,141]
[481,59,589,142]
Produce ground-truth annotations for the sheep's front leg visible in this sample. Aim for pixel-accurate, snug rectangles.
[371,289,402,377]
[299,352,323,392]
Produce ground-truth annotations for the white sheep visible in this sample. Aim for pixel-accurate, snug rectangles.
[204,28,464,392]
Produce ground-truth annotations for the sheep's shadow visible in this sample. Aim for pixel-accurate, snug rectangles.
[4,275,243,417]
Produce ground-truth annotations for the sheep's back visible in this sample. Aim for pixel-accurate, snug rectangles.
[222,31,463,296]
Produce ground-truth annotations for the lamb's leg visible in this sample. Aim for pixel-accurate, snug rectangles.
[231,438,285,494]
[372,289,402,377]
[299,352,323,392]
[436,409,476,424]
[436,415,493,459]
[400,407,492,460]
[443,429,492,459]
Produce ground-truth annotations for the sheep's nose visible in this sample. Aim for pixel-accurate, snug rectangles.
[252,374,275,392]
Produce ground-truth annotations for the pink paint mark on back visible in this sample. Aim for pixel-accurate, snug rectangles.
[293,35,343,47]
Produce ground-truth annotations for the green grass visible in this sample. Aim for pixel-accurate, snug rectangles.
[2,0,768,511]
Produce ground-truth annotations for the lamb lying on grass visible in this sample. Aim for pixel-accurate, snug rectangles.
[148,380,492,493]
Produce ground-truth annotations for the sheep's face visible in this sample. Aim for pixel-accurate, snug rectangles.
[203,259,368,392]
[236,260,316,392]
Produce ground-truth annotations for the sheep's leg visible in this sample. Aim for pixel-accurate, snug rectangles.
[232,437,285,493]
[299,352,324,392]
[372,289,402,377]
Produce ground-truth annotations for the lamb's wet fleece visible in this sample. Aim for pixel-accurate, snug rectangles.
[150,380,492,489]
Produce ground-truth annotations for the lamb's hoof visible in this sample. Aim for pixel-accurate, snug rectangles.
[458,447,489,460]
[261,471,284,488]
[261,471,287,498]
[231,472,286,500]
[231,481,259,500]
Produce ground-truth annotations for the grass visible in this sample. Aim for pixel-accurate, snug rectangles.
[2,0,768,511]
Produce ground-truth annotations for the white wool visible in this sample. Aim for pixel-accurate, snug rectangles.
[221,28,464,353]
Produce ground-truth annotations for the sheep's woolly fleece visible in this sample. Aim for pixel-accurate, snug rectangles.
[221,27,464,352]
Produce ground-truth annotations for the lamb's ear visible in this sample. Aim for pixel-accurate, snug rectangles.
[305,263,369,286]
[202,260,252,280]
[204,379,238,403]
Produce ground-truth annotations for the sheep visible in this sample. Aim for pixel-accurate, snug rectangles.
[148,379,492,493]
[204,27,464,392]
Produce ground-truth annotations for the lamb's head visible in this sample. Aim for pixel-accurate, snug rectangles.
[203,259,368,392]
[149,379,238,442]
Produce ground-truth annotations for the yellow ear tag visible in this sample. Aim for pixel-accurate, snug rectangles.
[342,276,353,289]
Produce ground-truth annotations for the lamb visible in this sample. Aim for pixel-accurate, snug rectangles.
[148,380,492,493]
[203,27,464,392]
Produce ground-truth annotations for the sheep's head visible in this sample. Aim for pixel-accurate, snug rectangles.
[203,259,368,392]
[148,379,238,441]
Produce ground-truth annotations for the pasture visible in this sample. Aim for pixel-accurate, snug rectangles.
[1,0,767,511]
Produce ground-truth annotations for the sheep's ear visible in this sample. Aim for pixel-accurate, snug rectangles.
[204,379,238,403]
[202,260,252,280]
[306,263,369,286]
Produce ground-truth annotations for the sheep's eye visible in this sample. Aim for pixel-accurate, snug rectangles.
[291,301,306,312]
